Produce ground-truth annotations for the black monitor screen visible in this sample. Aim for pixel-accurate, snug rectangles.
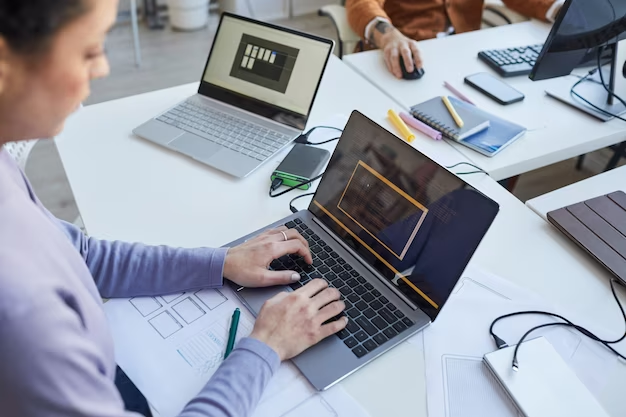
[309,112,499,320]
[531,0,626,80]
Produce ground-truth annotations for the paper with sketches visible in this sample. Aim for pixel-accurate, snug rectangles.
[104,284,369,417]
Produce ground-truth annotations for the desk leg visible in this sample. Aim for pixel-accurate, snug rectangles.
[605,142,626,172]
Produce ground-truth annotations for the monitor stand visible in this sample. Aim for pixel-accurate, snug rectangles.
[545,40,626,122]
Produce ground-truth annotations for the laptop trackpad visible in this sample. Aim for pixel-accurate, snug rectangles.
[133,120,184,145]
[169,133,221,163]
[237,285,290,316]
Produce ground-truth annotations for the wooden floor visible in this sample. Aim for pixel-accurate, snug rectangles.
[26,12,624,222]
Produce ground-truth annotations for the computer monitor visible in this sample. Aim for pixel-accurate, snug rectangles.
[529,0,626,120]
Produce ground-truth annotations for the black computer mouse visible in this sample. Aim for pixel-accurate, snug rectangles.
[399,56,425,80]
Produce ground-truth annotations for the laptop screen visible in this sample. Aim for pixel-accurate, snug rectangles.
[309,112,499,320]
[200,14,334,130]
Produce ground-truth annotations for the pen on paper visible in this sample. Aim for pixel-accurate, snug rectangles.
[224,308,240,359]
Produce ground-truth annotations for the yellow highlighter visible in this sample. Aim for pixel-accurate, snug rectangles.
[442,96,464,128]
[387,109,416,143]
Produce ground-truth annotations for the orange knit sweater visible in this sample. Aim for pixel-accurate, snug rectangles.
[346,0,554,44]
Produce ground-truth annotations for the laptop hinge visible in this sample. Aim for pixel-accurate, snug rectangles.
[311,216,420,311]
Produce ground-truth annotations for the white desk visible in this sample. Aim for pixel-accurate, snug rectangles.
[56,56,626,416]
[343,21,626,181]
[526,165,626,219]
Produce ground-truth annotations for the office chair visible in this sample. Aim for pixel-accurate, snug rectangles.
[4,139,88,234]
[318,1,528,59]
[481,3,529,27]
[318,3,360,59]
[4,140,38,171]
[130,0,142,67]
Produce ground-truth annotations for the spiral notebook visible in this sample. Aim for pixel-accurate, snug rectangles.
[452,98,527,157]
[410,96,490,141]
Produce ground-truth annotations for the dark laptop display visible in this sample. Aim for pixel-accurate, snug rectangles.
[310,112,500,319]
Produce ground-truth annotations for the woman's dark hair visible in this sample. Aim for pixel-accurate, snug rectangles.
[0,0,88,54]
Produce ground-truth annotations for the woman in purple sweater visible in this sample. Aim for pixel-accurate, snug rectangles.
[0,1,347,416]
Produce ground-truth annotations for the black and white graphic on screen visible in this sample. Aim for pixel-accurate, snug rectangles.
[230,34,299,94]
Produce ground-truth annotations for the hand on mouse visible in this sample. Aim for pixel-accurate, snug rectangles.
[223,226,312,288]
[249,278,347,361]
[370,21,423,79]
[381,30,422,79]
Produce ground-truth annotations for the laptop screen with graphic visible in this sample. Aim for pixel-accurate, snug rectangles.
[201,14,333,129]
[309,112,499,319]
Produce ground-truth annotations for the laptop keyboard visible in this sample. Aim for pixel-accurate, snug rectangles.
[271,219,415,359]
[157,101,292,162]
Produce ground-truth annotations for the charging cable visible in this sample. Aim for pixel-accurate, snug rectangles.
[289,193,315,213]
[294,125,343,146]
[445,162,488,175]
[490,278,626,371]
[570,45,626,122]
[269,173,325,198]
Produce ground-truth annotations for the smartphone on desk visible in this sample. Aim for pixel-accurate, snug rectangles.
[464,72,525,105]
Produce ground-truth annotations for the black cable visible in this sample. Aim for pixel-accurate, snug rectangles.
[490,279,626,370]
[569,47,626,122]
[596,44,626,109]
[269,172,325,198]
[295,126,343,146]
[455,170,486,175]
[570,73,626,122]
[445,162,488,175]
[289,193,315,213]
[307,136,341,145]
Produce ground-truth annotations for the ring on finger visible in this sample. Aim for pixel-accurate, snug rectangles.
[281,231,288,242]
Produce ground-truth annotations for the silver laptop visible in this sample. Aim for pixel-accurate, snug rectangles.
[225,111,500,390]
[133,13,334,178]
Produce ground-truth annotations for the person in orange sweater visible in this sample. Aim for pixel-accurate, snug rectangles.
[346,0,564,78]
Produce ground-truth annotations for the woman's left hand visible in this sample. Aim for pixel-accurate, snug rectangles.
[223,226,313,288]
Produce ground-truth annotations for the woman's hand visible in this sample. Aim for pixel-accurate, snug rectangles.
[249,279,347,361]
[223,226,313,288]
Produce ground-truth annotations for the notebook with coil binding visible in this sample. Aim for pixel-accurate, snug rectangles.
[410,96,490,141]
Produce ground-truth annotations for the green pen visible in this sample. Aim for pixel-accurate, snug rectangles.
[224,308,240,359]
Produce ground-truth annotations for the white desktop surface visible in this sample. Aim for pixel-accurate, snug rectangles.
[526,165,626,219]
[343,21,626,181]
[56,56,625,416]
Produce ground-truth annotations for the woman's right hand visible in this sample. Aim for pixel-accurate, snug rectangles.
[249,279,347,361]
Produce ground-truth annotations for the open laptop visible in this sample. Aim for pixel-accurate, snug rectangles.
[133,13,334,178]
[225,111,500,390]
